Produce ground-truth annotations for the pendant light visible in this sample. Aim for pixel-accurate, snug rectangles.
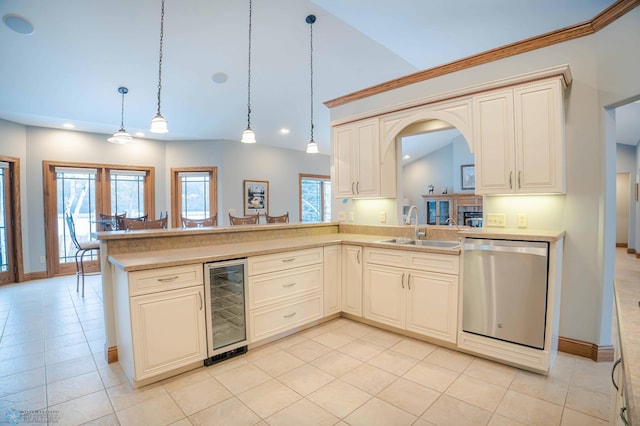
[241,0,256,143]
[150,0,168,133]
[107,87,134,144]
[305,15,319,154]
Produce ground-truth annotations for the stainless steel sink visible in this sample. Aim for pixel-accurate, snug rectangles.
[378,238,460,249]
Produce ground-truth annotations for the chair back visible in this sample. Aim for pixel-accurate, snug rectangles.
[99,212,126,231]
[229,214,258,225]
[123,217,167,230]
[265,212,289,224]
[65,212,81,250]
[128,214,148,221]
[182,215,217,228]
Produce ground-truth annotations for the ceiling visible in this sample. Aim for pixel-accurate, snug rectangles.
[1,0,637,155]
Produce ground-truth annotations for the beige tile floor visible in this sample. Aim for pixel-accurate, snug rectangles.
[1,251,635,425]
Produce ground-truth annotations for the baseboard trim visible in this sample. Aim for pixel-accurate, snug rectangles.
[616,243,628,248]
[107,346,118,364]
[558,336,614,362]
[627,248,637,254]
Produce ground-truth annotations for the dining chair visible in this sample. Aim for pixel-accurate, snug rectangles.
[228,213,259,225]
[65,212,100,297]
[99,212,126,231]
[128,214,148,221]
[181,215,217,228]
[123,217,167,230]
[265,212,289,223]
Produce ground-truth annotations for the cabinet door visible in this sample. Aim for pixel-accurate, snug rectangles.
[341,245,363,316]
[473,90,515,194]
[354,119,380,197]
[333,125,356,197]
[323,245,341,316]
[130,286,207,380]
[406,270,458,343]
[364,264,405,329]
[514,80,565,193]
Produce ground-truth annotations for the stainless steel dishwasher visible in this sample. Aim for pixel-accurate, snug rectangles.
[462,238,549,350]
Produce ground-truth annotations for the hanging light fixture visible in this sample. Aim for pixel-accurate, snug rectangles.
[108,87,134,144]
[305,14,319,154]
[241,0,256,143]
[150,0,168,133]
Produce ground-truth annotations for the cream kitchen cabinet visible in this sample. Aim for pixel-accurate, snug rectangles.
[473,78,565,195]
[333,118,396,198]
[248,248,324,343]
[341,245,363,316]
[323,245,342,316]
[363,247,459,343]
[114,263,207,387]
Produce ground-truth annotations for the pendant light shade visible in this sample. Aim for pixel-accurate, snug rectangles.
[305,14,318,154]
[241,0,256,143]
[150,0,168,133]
[108,87,134,144]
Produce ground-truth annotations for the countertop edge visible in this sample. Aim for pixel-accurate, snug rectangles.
[614,280,638,426]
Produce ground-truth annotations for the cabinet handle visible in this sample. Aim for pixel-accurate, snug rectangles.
[612,357,622,391]
[283,282,296,288]
[509,172,513,189]
[407,273,411,290]
[352,182,355,195]
[199,292,203,310]
[518,171,522,189]
[357,250,360,264]
[283,312,297,319]
[158,275,179,282]
[282,258,296,263]
[401,273,405,289]
[356,181,360,194]
[620,407,629,425]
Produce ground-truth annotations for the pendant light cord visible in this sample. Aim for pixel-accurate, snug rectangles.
[246,0,253,128]
[156,0,165,116]
[120,91,125,130]
[309,19,314,142]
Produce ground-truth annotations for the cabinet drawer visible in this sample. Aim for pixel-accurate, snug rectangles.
[129,264,203,296]
[407,251,459,275]
[249,293,323,342]
[248,248,323,276]
[364,247,404,267]
[249,264,323,309]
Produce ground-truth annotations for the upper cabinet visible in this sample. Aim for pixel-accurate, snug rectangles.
[473,79,566,195]
[333,118,396,198]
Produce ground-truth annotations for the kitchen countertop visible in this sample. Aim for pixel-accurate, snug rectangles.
[108,233,462,272]
[459,227,565,242]
[614,273,640,425]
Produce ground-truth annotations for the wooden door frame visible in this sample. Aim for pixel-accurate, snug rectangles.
[170,167,218,228]
[0,156,23,283]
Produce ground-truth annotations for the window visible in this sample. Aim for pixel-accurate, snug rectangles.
[171,167,217,227]
[299,174,331,223]
[43,161,154,276]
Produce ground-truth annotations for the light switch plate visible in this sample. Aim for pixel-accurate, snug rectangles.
[349,211,355,221]
[380,211,386,223]
[518,214,528,228]
[487,213,506,227]
[338,212,346,221]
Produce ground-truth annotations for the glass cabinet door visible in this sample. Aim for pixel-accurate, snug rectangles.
[426,201,437,225]
[438,201,450,225]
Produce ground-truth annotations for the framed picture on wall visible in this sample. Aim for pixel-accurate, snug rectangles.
[244,180,269,216]
[461,164,475,190]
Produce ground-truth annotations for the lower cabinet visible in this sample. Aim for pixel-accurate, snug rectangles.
[248,248,324,343]
[341,245,363,316]
[114,264,207,387]
[364,247,459,343]
[323,245,342,316]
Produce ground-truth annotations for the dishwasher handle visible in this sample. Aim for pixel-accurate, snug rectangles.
[463,240,548,257]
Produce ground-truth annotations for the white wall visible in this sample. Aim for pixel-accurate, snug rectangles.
[0,122,329,274]
[617,143,638,250]
[329,8,640,346]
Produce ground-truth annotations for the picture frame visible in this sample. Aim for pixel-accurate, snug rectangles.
[243,180,269,216]
[461,164,475,190]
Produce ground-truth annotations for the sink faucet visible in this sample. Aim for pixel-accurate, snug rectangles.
[405,205,425,241]
[445,217,460,230]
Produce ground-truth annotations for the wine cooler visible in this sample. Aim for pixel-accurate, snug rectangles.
[203,259,249,366]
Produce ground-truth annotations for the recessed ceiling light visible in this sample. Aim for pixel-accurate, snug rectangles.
[280,128,290,134]
[403,154,411,160]
[135,132,145,137]
[211,72,228,84]
[63,123,75,129]
[3,14,34,35]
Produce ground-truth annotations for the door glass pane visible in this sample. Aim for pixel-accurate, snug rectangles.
[0,168,8,272]
[301,179,322,222]
[322,181,332,222]
[111,173,145,217]
[181,175,209,219]
[57,170,97,263]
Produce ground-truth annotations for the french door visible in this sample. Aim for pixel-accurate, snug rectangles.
[0,161,16,284]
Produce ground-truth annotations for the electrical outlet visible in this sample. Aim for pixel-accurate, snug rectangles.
[40,256,46,264]
[487,213,506,227]
[349,211,355,221]
[379,211,386,223]
[338,212,346,221]
[518,214,528,228]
